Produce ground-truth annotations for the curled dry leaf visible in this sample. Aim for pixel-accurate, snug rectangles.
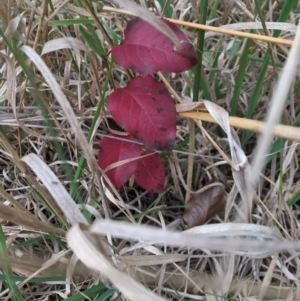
[183,180,225,228]
[177,100,252,221]
[176,101,205,113]
[203,100,252,221]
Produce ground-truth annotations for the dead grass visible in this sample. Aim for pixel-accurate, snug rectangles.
[0,0,300,300]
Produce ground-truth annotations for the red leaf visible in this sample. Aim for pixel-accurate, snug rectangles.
[183,179,225,228]
[112,17,197,75]
[134,151,165,193]
[107,76,176,151]
[98,134,141,188]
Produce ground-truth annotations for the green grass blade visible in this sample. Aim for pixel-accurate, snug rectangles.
[208,0,221,20]
[157,0,173,18]
[253,0,276,69]
[0,274,64,283]
[49,18,94,26]
[242,0,297,145]
[95,289,117,301]
[230,39,250,116]
[63,283,106,301]
[0,225,25,301]
[193,0,209,101]
[80,25,105,57]
[287,189,300,206]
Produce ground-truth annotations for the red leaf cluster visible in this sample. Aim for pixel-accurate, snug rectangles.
[98,17,197,192]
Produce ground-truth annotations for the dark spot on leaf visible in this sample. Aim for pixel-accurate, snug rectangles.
[156,107,163,113]
[159,88,167,95]
[152,97,156,101]
[164,138,175,151]
[152,43,156,48]
[160,127,167,132]
[152,140,162,150]
[126,17,140,32]
[135,135,145,146]
[156,184,163,190]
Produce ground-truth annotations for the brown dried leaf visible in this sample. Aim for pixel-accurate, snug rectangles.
[183,180,225,228]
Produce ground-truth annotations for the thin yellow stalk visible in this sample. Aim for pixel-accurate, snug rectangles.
[178,111,300,142]
[102,6,293,47]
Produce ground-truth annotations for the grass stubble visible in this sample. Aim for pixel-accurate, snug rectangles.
[0,0,300,300]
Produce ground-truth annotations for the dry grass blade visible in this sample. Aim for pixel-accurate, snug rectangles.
[0,14,22,47]
[106,0,180,49]
[41,37,99,110]
[41,37,97,59]
[21,153,87,226]
[0,53,16,116]
[258,254,278,301]
[208,21,297,33]
[0,132,68,225]
[89,219,299,256]
[184,223,282,240]
[250,21,300,187]
[0,201,65,235]
[119,254,189,266]
[21,46,98,172]
[67,223,167,301]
